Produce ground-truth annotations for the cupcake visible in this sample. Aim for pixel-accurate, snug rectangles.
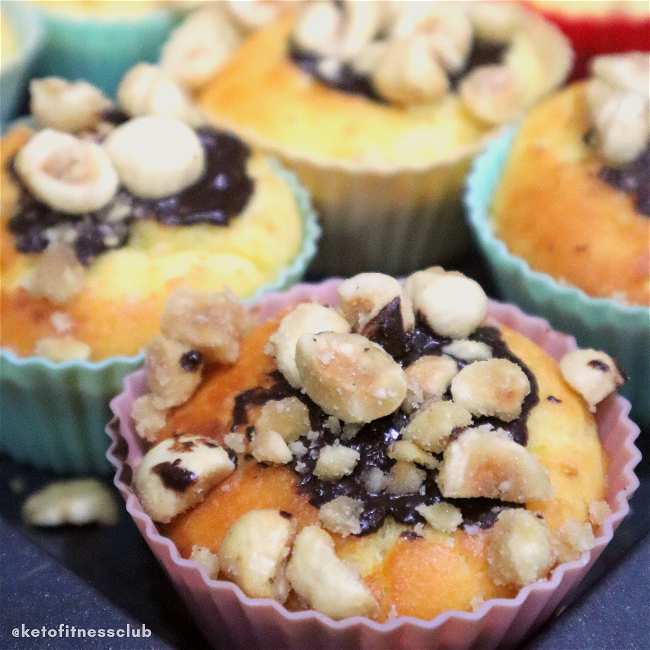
[466,51,649,425]
[32,0,178,97]
[523,0,649,80]
[107,270,639,649]
[197,0,572,276]
[0,72,318,473]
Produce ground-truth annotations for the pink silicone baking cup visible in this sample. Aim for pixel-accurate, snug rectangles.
[107,280,641,650]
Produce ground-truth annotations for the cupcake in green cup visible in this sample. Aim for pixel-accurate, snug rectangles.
[465,52,649,425]
[0,74,319,473]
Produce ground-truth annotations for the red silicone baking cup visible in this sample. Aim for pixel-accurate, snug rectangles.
[107,280,641,650]
[521,2,650,80]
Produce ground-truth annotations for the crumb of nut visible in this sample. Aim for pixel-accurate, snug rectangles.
[387,604,399,621]
[288,440,308,457]
[402,354,459,412]
[22,479,118,527]
[131,394,168,442]
[254,397,311,444]
[270,302,350,388]
[134,434,235,523]
[386,461,427,496]
[314,445,360,480]
[442,340,493,363]
[218,509,297,602]
[160,288,252,364]
[559,350,625,412]
[319,496,363,537]
[295,332,407,423]
[223,432,245,455]
[341,423,362,441]
[401,400,472,454]
[416,502,462,533]
[50,311,73,334]
[286,526,378,620]
[589,500,612,528]
[250,429,293,465]
[34,336,91,362]
[470,596,485,612]
[388,440,439,470]
[324,415,342,435]
[28,242,85,305]
[487,509,553,588]
[338,272,414,332]
[436,428,553,502]
[451,358,530,422]
[145,335,203,409]
[552,519,596,563]
[190,545,220,579]
[360,466,387,494]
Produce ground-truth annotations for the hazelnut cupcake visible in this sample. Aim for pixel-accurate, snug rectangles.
[107,270,639,649]
[0,72,319,473]
[466,51,649,425]
[198,0,572,275]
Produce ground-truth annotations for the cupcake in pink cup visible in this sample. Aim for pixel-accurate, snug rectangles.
[107,270,640,650]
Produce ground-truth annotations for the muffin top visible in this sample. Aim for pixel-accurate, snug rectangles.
[199,1,572,168]
[0,72,304,361]
[130,269,623,622]
[492,51,649,306]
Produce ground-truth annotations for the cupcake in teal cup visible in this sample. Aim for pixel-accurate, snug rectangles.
[465,52,649,426]
[0,72,320,473]
[32,0,179,98]
[0,2,43,125]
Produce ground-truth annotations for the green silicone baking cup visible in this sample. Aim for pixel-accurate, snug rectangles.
[465,128,650,426]
[33,4,179,98]
[0,158,320,474]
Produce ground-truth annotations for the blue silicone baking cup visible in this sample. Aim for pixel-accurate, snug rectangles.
[0,158,320,474]
[465,127,650,426]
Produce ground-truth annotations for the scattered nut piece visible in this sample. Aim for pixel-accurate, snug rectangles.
[254,397,311,444]
[442,340,493,363]
[338,272,414,332]
[250,429,293,465]
[324,416,342,434]
[131,394,168,442]
[385,461,427,496]
[286,526,378,620]
[402,354,459,412]
[223,432,247,454]
[591,51,649,97]
[436,428,553,502]
[416,502,462,533]
[388,440,439,470]
[269,302,350,388]
[134,434,235,523]
[341,423,362,441]
[319,496,363,537]
[219,509,296,602]
[451,358,530,421]
[161,288,252,364]
[412,272,488,339]
[588,501,612,528]
[34,336,91,363]
[460,65,524,125]
[487,509,553,587]
[314,445,360,481]
[401,400,472,454]
[402,267,445,303]
[552,519,596,563]
[559,350,625,412]
[190,545,220,579]
[22,479,118,527]
[360,466,387,494]
[145,335,203,409]
[29,241,85,305]
[295,332,407,423]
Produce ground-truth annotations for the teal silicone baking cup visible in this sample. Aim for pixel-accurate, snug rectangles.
[0,2,44,126]
[465,128,650,426]
[0,158,320,474]
[33,2,179,98]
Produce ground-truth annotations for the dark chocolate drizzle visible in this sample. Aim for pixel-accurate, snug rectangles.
[8,127,254,265]
[547,395,562,403]
[588,359,611,372]
[599,144,650,217]
[231,301,539,537]
[180,350,203,372]
[152,459,197,492]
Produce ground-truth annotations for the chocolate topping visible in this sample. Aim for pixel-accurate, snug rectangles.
[8,127,254,265]
[547,395,562,403]
[599,144,650,217]
[180,350,203,372]
[588,359,611,372]
[152,458,197,492]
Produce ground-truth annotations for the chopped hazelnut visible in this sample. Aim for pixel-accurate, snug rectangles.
[487,509,553,587]
[385,462,427,496]
[319,496,363,537]
[442,340,493,363]
[588,500,612,528]
[314,445,360,480]
[190,545,220,579]
[295,332,407,423]
[436,428,553,502]
[387,440,439,470]
[403,267,445,303]
[360,466,387,494]
[223,432,246,454]
[559,349,625,412]
[451,358,530,422]
[249,429,293,465]
[29,242,85,305]
[286,526,378,620]
[402,354,459,412]
[218,509,297,602]
[552,519,596,563]
[34,336,91,363]
[254,397,311,444]
[416,502,462,533]
[401,400,472,453]
[131,394,168,442]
